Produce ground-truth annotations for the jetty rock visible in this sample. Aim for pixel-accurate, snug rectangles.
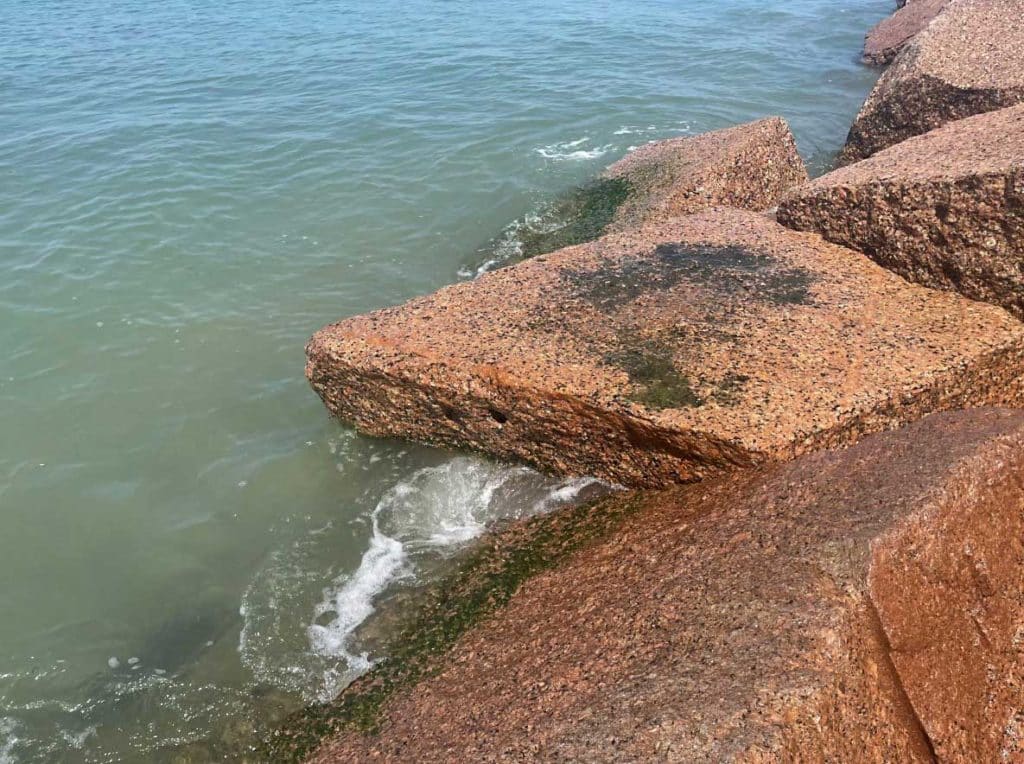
[309,409,1024,762]
[515,118,806,258]
[601,117,807,230]
[306,208,1024,488]
[841,0,1024,163]
[779,103,1024,319]
[863,0,949,65]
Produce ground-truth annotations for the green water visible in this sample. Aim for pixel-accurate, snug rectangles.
[0,0,887,759]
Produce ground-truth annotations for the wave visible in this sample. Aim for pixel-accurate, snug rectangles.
[534,137,614,162]
[303,457,607,701]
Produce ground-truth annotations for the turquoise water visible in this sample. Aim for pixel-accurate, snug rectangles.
[0,0,887,760]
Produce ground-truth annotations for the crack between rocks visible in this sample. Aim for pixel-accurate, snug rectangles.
[866,596,939,763]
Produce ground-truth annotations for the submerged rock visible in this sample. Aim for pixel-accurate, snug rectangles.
[306,207,1024,488]
[841,0,1024,162]
[306,409,1024,762]
[779,103,1024,319]
[513,118,807,259]
[862,0,949,65]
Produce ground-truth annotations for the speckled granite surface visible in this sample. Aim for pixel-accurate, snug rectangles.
[309,409,1024,763]
[863,0,949,65]
[780,103,1024,319]
[306,208,1024,488]
[842,0,1024,162]
[513,119,808,261]
[603,117,807,230]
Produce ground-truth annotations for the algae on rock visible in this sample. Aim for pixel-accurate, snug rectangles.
[262,491,641,762]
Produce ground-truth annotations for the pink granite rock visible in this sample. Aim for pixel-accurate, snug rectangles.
[863,0,949,65]
[515,118,807,259]
[780,103,1024,319]
[306,208,1024,488]
[308,409,1024,763]
[601,117,807,229]
[842,0,1024,162]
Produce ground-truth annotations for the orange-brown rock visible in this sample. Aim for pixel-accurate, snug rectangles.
[602,117,807,229]
[309,409,1024,763]
[780,104,1024,319]
[863,0,949,65]
[841,0,1024,163]
[306,208,1024,488]
[513,119,807,260]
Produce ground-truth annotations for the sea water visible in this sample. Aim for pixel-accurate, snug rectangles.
[0,0,888,759]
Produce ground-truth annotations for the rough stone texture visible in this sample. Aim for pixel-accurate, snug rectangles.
[602,117,807,230]
[841,0,1024,163]
[780,103,1024,319]
[509,119,807,263]
[310,409,1024,763]
[306,208,1024,488]
[863,0,949,65]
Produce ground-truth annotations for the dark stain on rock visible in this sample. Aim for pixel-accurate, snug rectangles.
[604,338,702,410]
[562,244,815,311]
[517,178,633,259]
[711,372,750,405]
[603,333,752,412]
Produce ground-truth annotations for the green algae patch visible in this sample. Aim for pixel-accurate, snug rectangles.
[261,490,643,762]
[605,339,702,410]
[518,177,633,258]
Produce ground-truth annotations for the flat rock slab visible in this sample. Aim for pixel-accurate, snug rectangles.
[306,208,1024,488]
[310,409,1024,762]
[841,0,1024,162]
[780,104,1024,319]
[513,118,806,259]
[863,0,949,65]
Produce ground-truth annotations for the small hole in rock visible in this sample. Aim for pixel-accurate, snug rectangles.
[488,408,508,425]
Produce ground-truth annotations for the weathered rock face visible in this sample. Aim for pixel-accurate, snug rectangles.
[863,0,949,65]
[841,0,1024,163]
[512,118,807,259]
[306,208,1024,488]
[309,409,1024,763]
[601,117,808,230]
[780,104,1024,319]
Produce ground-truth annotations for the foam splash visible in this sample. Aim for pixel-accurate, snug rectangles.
[306,513,409,675]
[614,120,694,137]
[59,725,97,750]
[535,137,613,161]
[0,718,18,764]
[305,457,606,700]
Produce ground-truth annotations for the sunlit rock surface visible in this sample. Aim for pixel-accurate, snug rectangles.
[780,103,1024,319]
[842,0,1024,162]
[306,208,1024,488]
[308,409,1024,762]
[862,0,949,65]
[514,118,807,259]
[601,117,807,229]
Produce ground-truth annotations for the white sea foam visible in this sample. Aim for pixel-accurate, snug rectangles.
[536,145,612,161]
[306,513,410,673]
[0,718,19,764]
[534,137,613,161]
[59,725,96,750]
[304,457,607,700]
[459,211,541,277]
